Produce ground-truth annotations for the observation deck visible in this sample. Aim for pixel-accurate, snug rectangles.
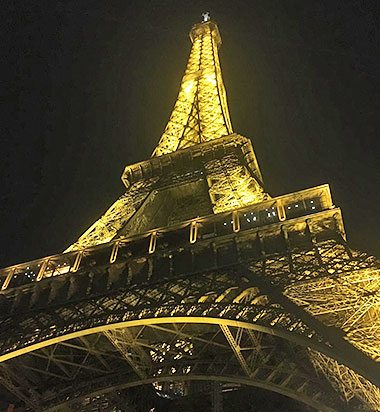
[0,184,339,293]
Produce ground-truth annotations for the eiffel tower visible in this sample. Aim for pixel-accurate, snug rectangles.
[1,15,379,412]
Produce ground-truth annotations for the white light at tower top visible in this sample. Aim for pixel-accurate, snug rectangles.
[202,12,210,22]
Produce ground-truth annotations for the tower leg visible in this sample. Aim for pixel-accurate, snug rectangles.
[212,382,223,412]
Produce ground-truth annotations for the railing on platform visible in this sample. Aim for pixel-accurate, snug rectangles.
[0,185,334,291]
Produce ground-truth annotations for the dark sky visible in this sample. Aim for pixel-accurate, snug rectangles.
[2,0,379,270]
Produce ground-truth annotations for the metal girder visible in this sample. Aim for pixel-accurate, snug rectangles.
[211,382,223,412]
[220,325,251,377]
[309,349,380,411]
[65,179,157,251]
[0,184,341,292]
[70,391,138,412]
[1,253,378,395]
[0,320,350,412]
[153,21,232,157]
[205,154,267,213]
[0,364,40,411]
[36,334,346,412]
[105,328,151,379]
[0,255,378,411]
[241,265,380,410]
[0,14,379,412]
[285,268,380,359]
[62,18,269,251]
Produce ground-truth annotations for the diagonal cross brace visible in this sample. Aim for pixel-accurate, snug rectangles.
[0,364,40,411]
[104,328,151,379]
[220,324,251,377]
[240,266,380,388]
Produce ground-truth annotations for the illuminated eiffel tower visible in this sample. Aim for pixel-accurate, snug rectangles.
[0,15,379,412]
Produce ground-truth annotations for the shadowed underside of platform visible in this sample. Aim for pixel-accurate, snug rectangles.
[0,210,379,410]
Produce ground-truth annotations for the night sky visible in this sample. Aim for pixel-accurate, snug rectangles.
[2,0,379,268]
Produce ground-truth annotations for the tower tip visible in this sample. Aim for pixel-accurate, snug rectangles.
[202,12,211,22]
[190,15,221,46]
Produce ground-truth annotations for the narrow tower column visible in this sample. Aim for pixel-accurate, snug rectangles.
[211,382,223,412]
[153,19,233,156]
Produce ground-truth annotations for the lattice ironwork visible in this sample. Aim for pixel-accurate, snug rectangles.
[0,231,379,410]
[1,207,379,410]
[152,21,232,156]
[205,154,267,213]
[212,382,223,412]
[286,268,380,360]
[309,350,380,411]
[104,328,151,379]
[0,15,379,412]
[66,178,157,252]
[0,322,355,412]
[64,18,269,252]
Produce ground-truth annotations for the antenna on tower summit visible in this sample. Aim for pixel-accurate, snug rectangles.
[202,12,210,22]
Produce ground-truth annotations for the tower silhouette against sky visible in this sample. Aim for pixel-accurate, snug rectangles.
[0,16,379,412]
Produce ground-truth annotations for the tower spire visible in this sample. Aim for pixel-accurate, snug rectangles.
[202,12,210,22]
[153,19,233,157]
[63,18,267,252]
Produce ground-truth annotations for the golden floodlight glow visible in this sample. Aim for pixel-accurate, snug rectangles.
[152,21,233,156]
[66,20,267,251]
[1,16,379,412]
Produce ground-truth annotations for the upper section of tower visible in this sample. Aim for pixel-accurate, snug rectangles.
[190,19,221,46]
[152,18,233,157]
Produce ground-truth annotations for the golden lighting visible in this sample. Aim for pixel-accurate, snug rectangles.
[66,21,267,251]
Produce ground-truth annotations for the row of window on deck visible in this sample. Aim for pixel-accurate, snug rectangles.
[0,198,321,290]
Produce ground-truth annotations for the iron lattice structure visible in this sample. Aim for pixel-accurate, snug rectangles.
[1,18,379,412]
